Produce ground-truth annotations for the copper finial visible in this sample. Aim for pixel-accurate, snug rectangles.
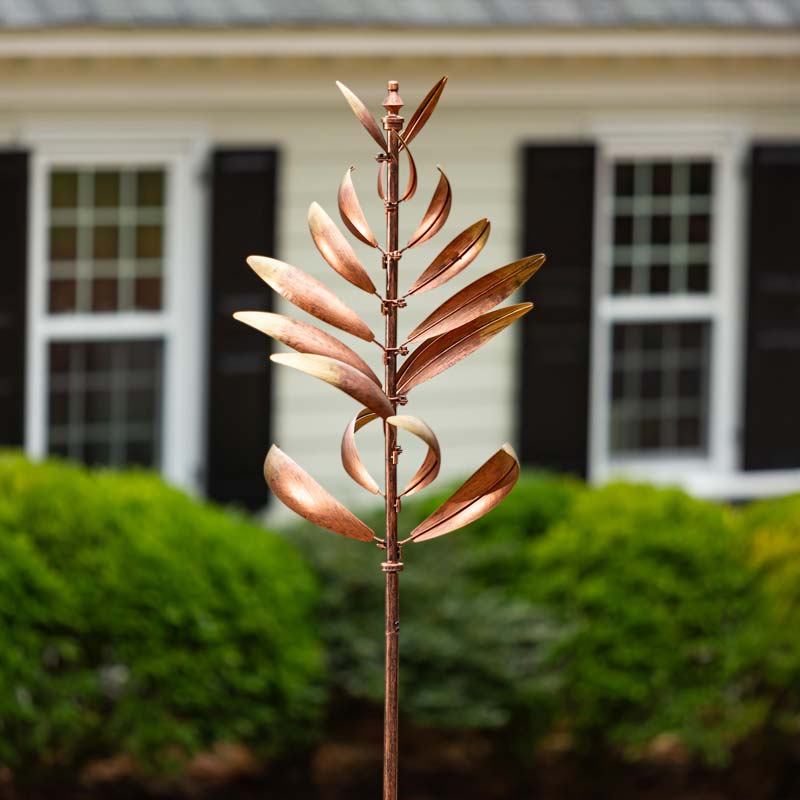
[383,80,403,115]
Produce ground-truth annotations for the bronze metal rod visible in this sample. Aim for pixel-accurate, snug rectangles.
[381,80,403,800]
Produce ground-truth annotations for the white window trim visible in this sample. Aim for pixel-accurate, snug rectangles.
[588,129,800,500]
[24,130,208,493]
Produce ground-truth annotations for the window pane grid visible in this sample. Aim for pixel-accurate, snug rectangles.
[47,168,166,314]
[610,322,710,456]
[47,340,163,468]
[611,160,713,297]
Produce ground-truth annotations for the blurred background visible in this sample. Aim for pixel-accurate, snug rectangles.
[1,1,799,798]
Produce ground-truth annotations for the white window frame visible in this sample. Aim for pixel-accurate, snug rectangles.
[24,131,207,492]
[588,128,800,499]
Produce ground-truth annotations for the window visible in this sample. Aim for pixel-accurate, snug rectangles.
[26,137,205,490]
[590,139,739,487]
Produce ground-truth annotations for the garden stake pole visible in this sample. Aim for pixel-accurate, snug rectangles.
[381,80,403,800]
[238,75,544,800]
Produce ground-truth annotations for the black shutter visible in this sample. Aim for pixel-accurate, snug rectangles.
[743,144,800,471]
[518,144,595,476]
[207,149,278,508]
[0,151,28,447]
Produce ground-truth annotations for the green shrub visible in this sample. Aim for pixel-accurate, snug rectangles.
[739,494,800,735]
[290,473,570,733]
[521,482,766,765]
[0,452,325,779]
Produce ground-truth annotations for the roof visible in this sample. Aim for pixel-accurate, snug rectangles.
[2,0,800,29]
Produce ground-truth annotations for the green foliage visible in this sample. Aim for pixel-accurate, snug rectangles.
[290,473,574,733]
[0,452,325,778]
[739,494,800,735]
[521,483,766,765]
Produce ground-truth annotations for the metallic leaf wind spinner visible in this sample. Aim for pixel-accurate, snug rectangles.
[235,77,545,800]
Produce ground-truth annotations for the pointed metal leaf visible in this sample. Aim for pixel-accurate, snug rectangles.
[404,75,448,145]
[336,80,388,152]
[397,303,533,394]
[233,311,380,386]
[271,352,394,418]
[408,444,519,543]
[339,167,379,248]
[265,445,375,541]
[308,202,376,294]
[378,130,418,203]
[246,255,374,342]
[341,409,383,495]
[387,415,441,497]
[340,411,442,498]
[406,219,490,297]
[407,254,545,344]
[405,167,452,250]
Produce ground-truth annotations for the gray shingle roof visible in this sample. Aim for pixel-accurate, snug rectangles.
[2,0,800,29]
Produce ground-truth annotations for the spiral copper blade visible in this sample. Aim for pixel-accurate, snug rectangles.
[271,352,394,418]
[387,415,441,497]
[336,80,388,152]
[308,202,376,294]
[406,254,545,344]
[339,167,380,248]
[405,167,452,250]
[405,219,491,297]
[397,303,533,394]
[404,76,448,145]
[341,411,442,498]
[378,130,418,203]
[341,408,383,495]
[233,311,380,386]
[265,445,375,542]
[246,255,374,342]
[406,444,519,543]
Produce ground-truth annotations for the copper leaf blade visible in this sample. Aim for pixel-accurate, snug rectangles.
[246,255,374,342]
[233,311,380,386]
[271,352,394,418]
[404,75,448,145]
[341,409,383,495]
[265,445,375,541]
[339,167,379,249]
[397,303,533,393]
[336,80,388,152]
[387,414,441,497]
[405,219,490,297]
[407,254,545,344]
[405,167,452,250]
[408,444,519,543]
[308,202,376,294]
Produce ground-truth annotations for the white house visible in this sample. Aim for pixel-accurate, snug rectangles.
[1,1,799,511]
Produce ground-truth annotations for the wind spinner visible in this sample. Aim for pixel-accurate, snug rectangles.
[235,78,545,800]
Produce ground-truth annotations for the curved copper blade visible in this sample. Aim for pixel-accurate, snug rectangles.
[335,80,388,152]
[271,352,393,418]
[264,445,375,542]
[341,408,382,495]
[378,131,418,203]
[246,255,374,342]
[405,167,452,250]
[405,219,490,297]
[308,202,376,294]
[407,444,519,543]
[233,311,380,386]
[404,75,448,145]
[397,303,533,394]
[387,415,441,497]
[339,167,379,249]
[340,411,441,497]
[407,254,545,344]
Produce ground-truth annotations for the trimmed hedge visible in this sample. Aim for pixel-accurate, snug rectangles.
[0,452,325,779]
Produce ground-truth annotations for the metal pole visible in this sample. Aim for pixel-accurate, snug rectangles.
[381,79,404,800]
